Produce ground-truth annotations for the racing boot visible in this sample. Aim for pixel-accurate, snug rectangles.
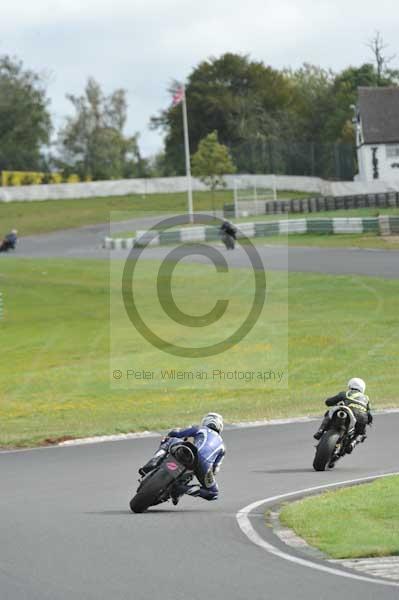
[313,415,330,440]
[347,433,367,454]
[170,483,201,505]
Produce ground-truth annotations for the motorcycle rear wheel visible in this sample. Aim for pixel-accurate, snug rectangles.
[129,468,176,513]
[130,491,153,513]
[313,430,340,471]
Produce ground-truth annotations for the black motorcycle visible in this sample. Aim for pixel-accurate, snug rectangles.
[221,231,235,250]
[0,240,15,253]
[130,442,197,513]
[313,404,358,471]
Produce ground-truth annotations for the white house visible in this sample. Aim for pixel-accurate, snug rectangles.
[355,87,399,182]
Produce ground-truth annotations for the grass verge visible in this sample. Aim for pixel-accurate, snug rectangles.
[0,189,309,236]
[0,190,232,236]
[279,476,399,558]
[234,207,399,223]
[253,233,399,250]
[0,258,398,447]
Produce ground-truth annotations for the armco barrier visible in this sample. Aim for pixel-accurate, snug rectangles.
[104,215,392,249]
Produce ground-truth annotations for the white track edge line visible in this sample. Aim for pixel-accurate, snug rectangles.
[236,471,399,588]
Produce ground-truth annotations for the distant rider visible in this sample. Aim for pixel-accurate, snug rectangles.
[139,412,225,504]
[0,229,18,252]
[220,220,237,240]
[313,378,373,452]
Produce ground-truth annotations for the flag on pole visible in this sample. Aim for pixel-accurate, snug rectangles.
[172,86,185,106]
[171,83,193,223]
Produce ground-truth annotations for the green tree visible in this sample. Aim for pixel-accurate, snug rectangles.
[151,53,295,174]
[0,55,52,172]
[284,64,335,143]
[152,53,399,180]
[284,62,398,177]
[58,78,142,180]
[192,130,236,213]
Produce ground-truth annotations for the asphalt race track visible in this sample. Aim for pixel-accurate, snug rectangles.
[1,415,398,600]
[2,219,398,598]
[11,219,399,278]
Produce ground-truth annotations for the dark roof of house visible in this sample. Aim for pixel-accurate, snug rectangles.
[358,87,399,144]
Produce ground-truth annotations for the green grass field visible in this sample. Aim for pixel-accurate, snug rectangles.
[0,190,232,236]
[0,257,398,447]
[234,207,399,223]
[253,233,399,250]
[0,189,310,236]
[279,476,399,558]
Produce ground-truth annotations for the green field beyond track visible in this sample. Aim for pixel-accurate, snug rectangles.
[0,189,310,236]
[0,258,398,446]
[280,476,399,558]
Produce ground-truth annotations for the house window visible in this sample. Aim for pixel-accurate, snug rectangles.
[386,145,399,158]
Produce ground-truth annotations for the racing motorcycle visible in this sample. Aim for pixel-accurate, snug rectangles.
[130,441,198,513]
[0,240,15,253]
[221,232,235,250]
[313,404,360,471]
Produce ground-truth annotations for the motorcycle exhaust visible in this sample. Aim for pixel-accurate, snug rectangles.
[171,444,196,468]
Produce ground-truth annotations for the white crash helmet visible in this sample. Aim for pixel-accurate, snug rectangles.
[201,412,224,434]
[347,377,366,394]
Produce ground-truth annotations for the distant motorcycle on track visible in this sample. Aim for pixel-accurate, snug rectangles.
[221,231,235,250]
[0,230,18,253]
[130,442,197,513]
[313,404,365,471]
[0,240,16,253]
[219,221,237,250]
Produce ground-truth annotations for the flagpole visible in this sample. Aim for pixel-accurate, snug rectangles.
[181,85,194,224]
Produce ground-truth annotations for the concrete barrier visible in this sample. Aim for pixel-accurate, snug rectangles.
[104,215,392,249]
[3,173,399,203]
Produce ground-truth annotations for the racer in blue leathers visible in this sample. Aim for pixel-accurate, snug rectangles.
[138,413,225,503]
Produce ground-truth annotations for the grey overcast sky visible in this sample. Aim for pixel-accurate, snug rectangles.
[1,0,398,156]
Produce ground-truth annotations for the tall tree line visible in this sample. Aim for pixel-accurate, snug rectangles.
[0,55,146,181]
[0,41,398,181]
[152,52,398,179]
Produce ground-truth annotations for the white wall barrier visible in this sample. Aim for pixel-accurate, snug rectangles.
[3,174,399,203]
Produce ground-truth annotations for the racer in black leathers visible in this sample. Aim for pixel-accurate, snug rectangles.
[220,220,236,236]
[220,220,237,249]
[0,230,18,252]
[313,379,373,452]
